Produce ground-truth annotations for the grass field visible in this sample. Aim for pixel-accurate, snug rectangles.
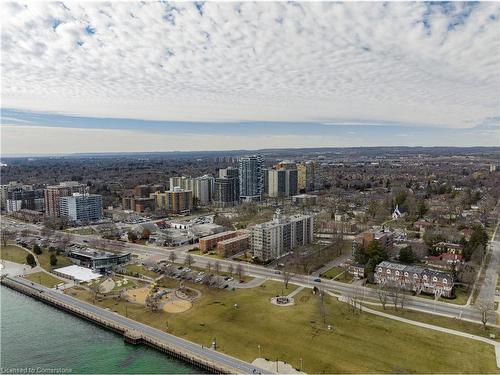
[25,271,65,288]
[320,266,344,279]
[37,250,72,271]
[66,280,498,373]
[365,303,500,340]
[121,263,159,279]
[188,249,224,259]
[0,245,29,264]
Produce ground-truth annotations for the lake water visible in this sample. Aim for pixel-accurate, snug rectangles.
[1,286,201,374]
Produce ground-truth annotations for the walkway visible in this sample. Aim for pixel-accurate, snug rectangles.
[233,277,267,289]
[336,295,500,369]
[287,286,305,299]
[4,276,271,374]
[312,254,350,277]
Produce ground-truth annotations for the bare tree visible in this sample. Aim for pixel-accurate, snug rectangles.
[89,281,101,305]
[387,282,403,311]
[145,288,161,312]
[476,299,494,329]
[1,230,14,247]
[282,265,292,289]
[318,288,327,325]
[184,254,194,268]
[346,285,362,314]
[207,262,212,275]
[377,282,389,310]
[457,264,476,292]
[168,251,177,264]
[214,261,220,275]
[227,264,234,276]
[235,264,244,280]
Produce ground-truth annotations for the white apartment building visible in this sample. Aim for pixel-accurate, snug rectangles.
[251,209,314,261]
[59,193,103,222]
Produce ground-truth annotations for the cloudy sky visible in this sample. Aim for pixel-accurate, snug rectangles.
[1,1,499,154]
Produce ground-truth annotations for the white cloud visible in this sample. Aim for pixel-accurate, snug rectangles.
[1,1,499,128]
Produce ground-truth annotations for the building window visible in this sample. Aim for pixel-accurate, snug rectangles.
[395,270,400,276]
[386,269,391,274]
[423,275,428,281]
[413,273,418,278]
[432,276,437,282]
[378,267,382,272]
[443,279,448,284]
[404,272,408,277]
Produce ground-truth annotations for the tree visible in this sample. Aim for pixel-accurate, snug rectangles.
[207,262,212,275]
[50,253,58,266]
[32,243,43,255]
[235,264,244,280]
[416,200,428,218]
[1,230,13,247]
[214,261,220,275]
[145,289,161,312]
[476,299,494,329]
[282,265,292,289]
[26,254,36,268]
[399,246,415,264]
[184,254,194,268]
[227,264,234,276]
[387,282,403,310]
[168,251,177,264]
[89,281,100,304]
[127,231,138,243]
[377,282,389,310]
[141,228,151,240]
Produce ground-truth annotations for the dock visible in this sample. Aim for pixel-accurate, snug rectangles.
[1,276,270,374]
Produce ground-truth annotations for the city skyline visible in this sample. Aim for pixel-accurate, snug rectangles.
[1,1,499,154]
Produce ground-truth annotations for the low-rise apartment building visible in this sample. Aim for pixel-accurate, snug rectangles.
[217,234,250,258]
[199,231,239,252]
[374,261,454,297]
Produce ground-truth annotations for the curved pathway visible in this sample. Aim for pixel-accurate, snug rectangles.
[336,294,500,369]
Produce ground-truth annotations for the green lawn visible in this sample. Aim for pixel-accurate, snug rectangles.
[65,227,95,235]
[24,272,65,288]
[37,250,72,271]
[365,303,500,340]
[188,249,224,259]
[66,281,498,373]
[0,245,29,264]
[321,266,345,279]
[121,263,159,279]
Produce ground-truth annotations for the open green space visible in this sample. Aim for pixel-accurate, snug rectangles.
[66,280,498,373]
[37,250,72,271]
[24,272,65,288]
[365,303,500,341]
[320,266,344,279]
[188,249,224,259]
[121,263,159,279]
[0,245,29,264]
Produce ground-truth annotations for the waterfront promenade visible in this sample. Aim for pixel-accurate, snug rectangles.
[1,276,271,375]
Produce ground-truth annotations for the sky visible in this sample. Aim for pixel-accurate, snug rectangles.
[1,1,499,154]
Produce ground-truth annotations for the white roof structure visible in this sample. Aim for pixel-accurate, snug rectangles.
[54,265,102,282]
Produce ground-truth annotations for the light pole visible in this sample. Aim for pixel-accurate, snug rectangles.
[257,344,262,358]
[300,357,303,372]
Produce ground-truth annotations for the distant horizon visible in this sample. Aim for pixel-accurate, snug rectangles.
[2,144,500,159]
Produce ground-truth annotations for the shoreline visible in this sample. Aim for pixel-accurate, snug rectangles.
[1,276,270,375]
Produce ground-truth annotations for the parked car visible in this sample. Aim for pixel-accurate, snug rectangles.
[314,278,321,283]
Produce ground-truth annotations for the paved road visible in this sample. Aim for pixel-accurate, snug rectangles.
[5,276,271,375]
[478,223,500,306]
[1,216,494,324]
